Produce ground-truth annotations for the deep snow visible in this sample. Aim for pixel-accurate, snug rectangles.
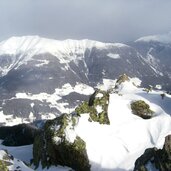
[74,78,171,171]
[0,78,171,171]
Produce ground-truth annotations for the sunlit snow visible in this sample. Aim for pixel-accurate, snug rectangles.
[74,79,171,171]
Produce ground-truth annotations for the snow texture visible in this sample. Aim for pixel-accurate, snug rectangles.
[74,78,171,171]
[0,36,127,58]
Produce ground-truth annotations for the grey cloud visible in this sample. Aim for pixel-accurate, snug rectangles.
[0,0,171,42]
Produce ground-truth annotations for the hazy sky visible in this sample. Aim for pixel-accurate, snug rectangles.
[0,0,171,42]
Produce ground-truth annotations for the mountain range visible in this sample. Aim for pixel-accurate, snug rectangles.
[0,33,171,125]
[0,32,171,171]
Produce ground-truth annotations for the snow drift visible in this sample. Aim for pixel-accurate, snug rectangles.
[32,76,171,171]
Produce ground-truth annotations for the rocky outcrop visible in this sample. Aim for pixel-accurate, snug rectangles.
[0,149,32,171]
[33,89,112,170]
[131,100,154,119]
[33,114,90,171]
[134,135,171,171]
[75,89,110,124]
[115,73,130,85]
[0,160,9,171]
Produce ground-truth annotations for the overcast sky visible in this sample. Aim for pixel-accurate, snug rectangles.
[0,0,171,42]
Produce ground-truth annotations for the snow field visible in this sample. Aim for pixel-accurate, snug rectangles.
[74,79,171,170]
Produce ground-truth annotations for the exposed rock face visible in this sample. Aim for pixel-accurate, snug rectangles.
[0,150,13,171]
[0,124,41,146]
[164,135,171,159]
[0,159,8,171]
[33,114,90,171]
[0,149,31,171]
[131,100,154,119]
[134,135,171,171]
[33,89,111,170]
[116,73,130,85]
[75,89,110,124]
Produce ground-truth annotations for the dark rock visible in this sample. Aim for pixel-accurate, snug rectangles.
[0,124,41,146]
[134,135,171,171]
[88,90,97,106]
[33,114,90,171]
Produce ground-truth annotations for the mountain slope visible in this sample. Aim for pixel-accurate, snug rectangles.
[131,32,171,89]
[0,36,164,85]
[0,36,170,125]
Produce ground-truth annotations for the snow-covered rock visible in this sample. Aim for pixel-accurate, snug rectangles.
[32,78,171,171]
[0,149,33,171]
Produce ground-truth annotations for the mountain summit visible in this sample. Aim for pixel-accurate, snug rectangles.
[135,31,171,44]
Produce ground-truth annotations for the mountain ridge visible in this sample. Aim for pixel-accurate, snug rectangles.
[0,36,128,56]
[0,34,171,126]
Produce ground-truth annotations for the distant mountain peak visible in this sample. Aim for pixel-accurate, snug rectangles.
[135,31,171,44]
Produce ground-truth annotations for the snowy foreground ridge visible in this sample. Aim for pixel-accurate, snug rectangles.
[73,78,171,170]
[1,77,171,171]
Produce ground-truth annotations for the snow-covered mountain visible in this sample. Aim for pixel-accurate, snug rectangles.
[0,36,171,126]
[132,32,171,84]
[0,35,168,86]
[135,32,171,44]
[0,34,171,171]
